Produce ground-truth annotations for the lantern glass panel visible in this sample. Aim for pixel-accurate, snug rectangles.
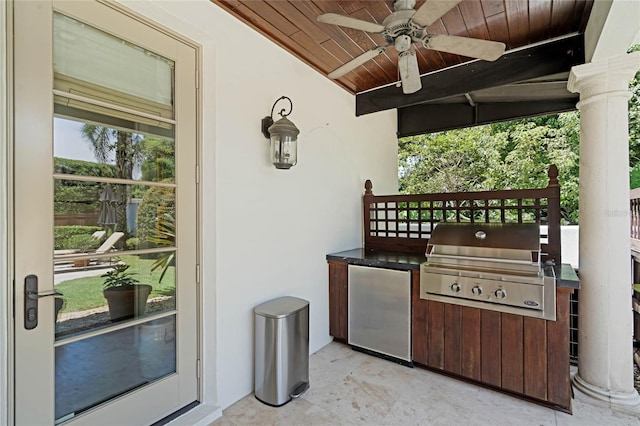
[270,135,297,169]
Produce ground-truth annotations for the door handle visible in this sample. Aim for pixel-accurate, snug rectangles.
[27,289,62,300]
[24,274,62,330]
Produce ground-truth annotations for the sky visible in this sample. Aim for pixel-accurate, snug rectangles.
[53,117,103,163]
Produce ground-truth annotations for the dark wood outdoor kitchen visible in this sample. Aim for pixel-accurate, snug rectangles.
[327,165,579,412]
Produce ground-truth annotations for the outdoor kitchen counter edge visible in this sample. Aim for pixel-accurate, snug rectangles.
[326,248,580,289]
[326,248,423,271]
[553,263,580,289]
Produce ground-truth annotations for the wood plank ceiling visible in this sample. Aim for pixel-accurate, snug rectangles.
[212,0,593,96]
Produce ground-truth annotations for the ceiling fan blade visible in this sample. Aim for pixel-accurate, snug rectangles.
[425,34,506,61]
[328,47,387,79]
[317,13,385,33]
[398,50,421,94]
[411,0,462,27]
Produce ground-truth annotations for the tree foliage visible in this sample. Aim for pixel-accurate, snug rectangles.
[399,113,581,224]
[77,124,176,239]
[139,138,175,183]
[80,125,143,234]
[399,47,640,225]
[628,44,640,186]
[399,126,503,194]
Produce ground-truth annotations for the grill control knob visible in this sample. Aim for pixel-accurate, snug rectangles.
[472,286,482,296]
[495,288,507,299]
[450,283,461,293]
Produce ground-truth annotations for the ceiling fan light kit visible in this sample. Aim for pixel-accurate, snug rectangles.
[317,0,506,95]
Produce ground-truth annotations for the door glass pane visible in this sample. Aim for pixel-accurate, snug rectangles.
[54,252,176,339]
[51,12,182,425]
[55,315,177,422]
[54,117,175,182]
[53,12,174,109]
[54,180,175,255]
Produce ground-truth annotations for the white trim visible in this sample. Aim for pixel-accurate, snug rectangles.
[165,404,222,426]
[52,173,177,188]
[1,0,11,424]
[53,89,178,125]
[119,3,226,417]
[114,1,221,419]
[55,311,177,347]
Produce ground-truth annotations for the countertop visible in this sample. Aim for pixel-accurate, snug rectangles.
[326,248,580,289]
[553,263,580,289]
[326,248,424,271]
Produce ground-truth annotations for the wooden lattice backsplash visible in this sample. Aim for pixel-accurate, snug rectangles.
[363,165,562,264]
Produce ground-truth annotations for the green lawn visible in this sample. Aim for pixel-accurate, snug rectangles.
[56,255,176,313]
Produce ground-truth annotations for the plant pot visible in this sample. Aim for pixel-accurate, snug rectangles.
[103,284,153,322]
[72,259,90,268]
[55,297,64,319]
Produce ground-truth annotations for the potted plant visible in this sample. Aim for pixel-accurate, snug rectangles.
[102,264,152,321]
[67,234,100,267]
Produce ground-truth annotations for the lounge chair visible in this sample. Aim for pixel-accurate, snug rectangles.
[54,232,125,270]
[95,232,124,254]
[91,230,106,240]
[89,232,125,267]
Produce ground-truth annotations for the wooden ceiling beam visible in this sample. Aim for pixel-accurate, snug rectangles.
[397,99,578,137]
[355,33,585,116]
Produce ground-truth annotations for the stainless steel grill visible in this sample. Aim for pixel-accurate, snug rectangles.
[420,223,556,320]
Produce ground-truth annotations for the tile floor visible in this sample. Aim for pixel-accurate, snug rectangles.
[212,342,640,425]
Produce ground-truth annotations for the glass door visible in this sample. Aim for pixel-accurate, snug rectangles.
[13,1,198,424]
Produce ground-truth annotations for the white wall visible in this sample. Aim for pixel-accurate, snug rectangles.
[119,0,398,411]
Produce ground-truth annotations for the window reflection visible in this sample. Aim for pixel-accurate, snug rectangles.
[54,253,176,339]
[55,315,176,420]
[54,117,175,182]
[54,181,175,255]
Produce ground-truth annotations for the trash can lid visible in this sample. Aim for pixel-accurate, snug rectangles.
[254,296,309,319]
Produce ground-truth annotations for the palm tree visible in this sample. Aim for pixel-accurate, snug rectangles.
[80,124,142,235]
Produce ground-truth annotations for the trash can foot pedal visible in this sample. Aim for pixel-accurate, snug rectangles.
[289,382,309,399]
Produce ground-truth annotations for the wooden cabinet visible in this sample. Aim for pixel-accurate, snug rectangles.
[327,261,348,342]
[330,262,573,412]
[412,268,573,411]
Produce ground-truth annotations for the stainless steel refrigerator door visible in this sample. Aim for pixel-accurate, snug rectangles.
[348,265,411,361]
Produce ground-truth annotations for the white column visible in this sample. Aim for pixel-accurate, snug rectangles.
[568,52,640,409]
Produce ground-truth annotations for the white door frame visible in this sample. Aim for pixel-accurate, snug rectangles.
[3,0,222,423]
[1,0,12,424]
[7,0,212,423]
[114,2,221,423]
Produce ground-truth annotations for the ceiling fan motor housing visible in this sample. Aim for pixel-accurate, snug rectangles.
[394,34,412,52]
[382,9,426,44]
[393,0,416,12]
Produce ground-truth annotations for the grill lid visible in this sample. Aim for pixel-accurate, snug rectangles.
[425,222,541,275]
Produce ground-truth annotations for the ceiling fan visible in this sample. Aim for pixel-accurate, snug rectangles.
[317,0,506,94]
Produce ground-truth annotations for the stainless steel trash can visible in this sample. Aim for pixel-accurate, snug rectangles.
[254,296,309,406]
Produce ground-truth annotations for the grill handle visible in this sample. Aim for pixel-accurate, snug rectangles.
[427,253,538,266]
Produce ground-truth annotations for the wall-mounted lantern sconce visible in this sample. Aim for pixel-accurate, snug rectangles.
[261,96,300,170]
